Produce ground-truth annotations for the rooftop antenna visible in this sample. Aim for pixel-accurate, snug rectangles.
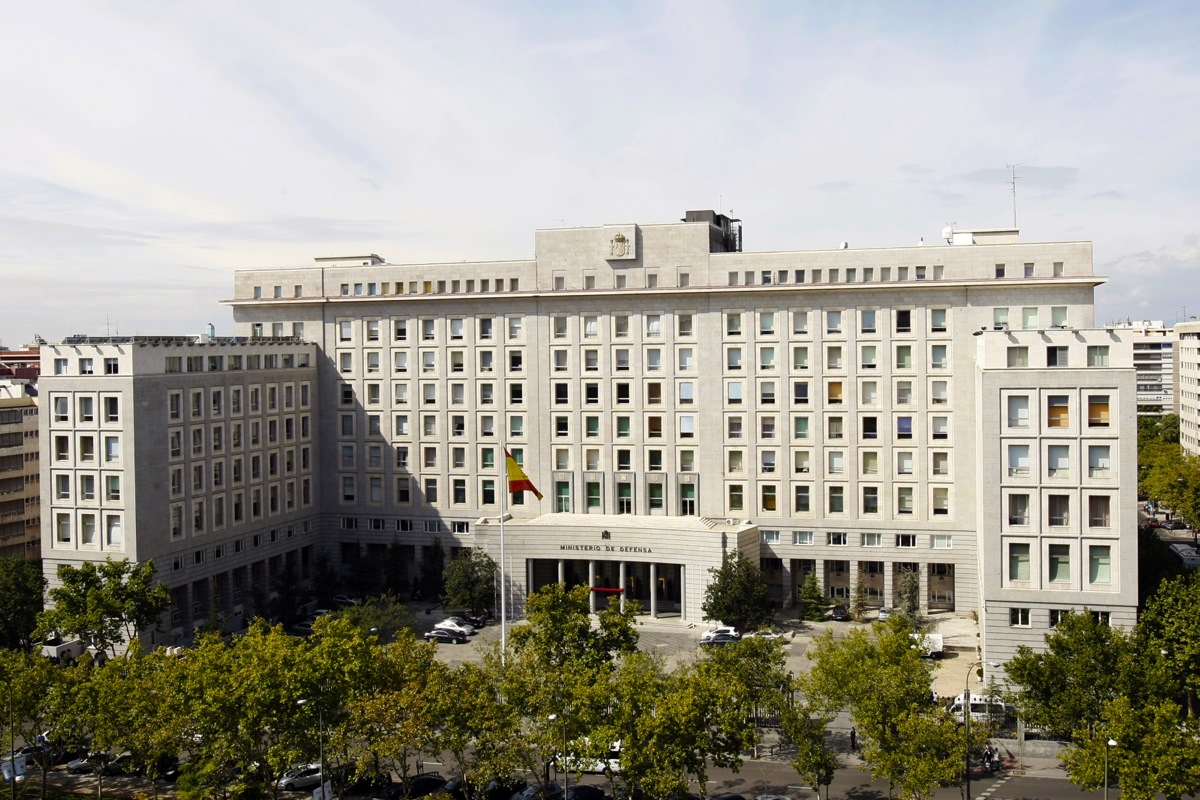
[1006,163,1023,227]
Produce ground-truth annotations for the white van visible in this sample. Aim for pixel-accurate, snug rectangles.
[950,693,1012,724]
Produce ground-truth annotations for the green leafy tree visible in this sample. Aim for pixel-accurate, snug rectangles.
[780,695,838,800]
[895,569,921,622]
[36,558,171,657]
[878,709,965,800]
[0,556,45,650]
[806,617,942,797]
[1063,696,1200,800]
[509,583,639,671]
[701,549,772,631]
[849,582,868,622]
[331,593,414,643]
[1005,610,1139,736]
[419,536,446,600]
[442,548,497,615]
[798,571,825,622]
[1138,571,1200,717]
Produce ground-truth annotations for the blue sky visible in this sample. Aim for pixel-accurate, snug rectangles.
[2,1,1199,344]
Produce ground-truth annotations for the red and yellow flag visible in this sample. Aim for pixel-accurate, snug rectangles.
[505,449,542,500]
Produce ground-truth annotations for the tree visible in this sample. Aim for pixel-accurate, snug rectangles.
[442,548,497,615]
[0,555,45,650]
[1062,696,1200,800]
[780,697,838,800]
[701,549,772,632]
[509,583,640,671]
[895,569,921,621]
[1138,571,1200,717]
[849,583,868,622]
[805,617,944,797]
[419,536,446,600]
[1005,610,1139,737]
[36,558,171,656]
[332,593,414,642]
[798,572,825,622]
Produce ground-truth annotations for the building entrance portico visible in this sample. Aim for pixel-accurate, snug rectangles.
[478,513,756,625]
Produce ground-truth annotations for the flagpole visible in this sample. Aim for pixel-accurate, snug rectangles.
[499,443,507,667]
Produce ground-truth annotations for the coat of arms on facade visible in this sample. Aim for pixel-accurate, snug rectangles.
[609,233,629,258]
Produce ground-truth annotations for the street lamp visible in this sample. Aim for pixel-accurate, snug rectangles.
[964,660,1000,800]
[298,699,325,800]
[548,713,567,799]
[1104,738,1117,800]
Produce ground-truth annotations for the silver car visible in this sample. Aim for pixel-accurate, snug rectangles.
[277,764,323,792]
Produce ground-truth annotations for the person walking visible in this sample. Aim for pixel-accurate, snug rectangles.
[849,727,857,751]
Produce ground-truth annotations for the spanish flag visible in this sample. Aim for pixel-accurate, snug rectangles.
[505,449,543,500]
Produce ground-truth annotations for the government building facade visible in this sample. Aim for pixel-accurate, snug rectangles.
[41,210,1138,670]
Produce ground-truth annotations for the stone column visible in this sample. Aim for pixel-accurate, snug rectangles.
[918,563,929,612]
[527,560,535,602]
[649,563,658,618]
[883,562,895,608]
[588,560,597,613]
[558,559,565,585]
[619,561,627,613]
[781,559,794,609]
[679,565,686,619]
[848,562,859,608]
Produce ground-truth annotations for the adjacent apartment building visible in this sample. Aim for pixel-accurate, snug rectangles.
[39,335,319,643]
[222,211,1138,672]
[1105,320,1178,416]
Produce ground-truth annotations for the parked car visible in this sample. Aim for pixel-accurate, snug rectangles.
[385,772,447,800]
[102,752,141,776]
[277,764,323,792]
[479,777,526,800]
[511,782,562,800]
[700,633,741,648]
[449,611,488,629]
[424,628,468,645]
[434,619,476,637]
[442,617,480,635]
[1163,519,1190,530]
[700,626,740,642]
[66,753,111,775]
[565,786,606,800]
[877,607,894,621]
[829,605,852,622]
[743,629,785,641]
[332,594,361,607]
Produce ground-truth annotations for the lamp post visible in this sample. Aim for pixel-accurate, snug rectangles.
[548,713,567,799]
[1103,738,1117,800]
[298,699,325,800]
[964,660,1000,800]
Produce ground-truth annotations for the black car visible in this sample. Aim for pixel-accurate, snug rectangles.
[424,629,468,645]
[386,772,447,800]
[511,783,563,800]
[565,785,606,800]
[1163,519,1190,530]
[700,633,740,648]
[481,778,527,800]
[830,605,852,622]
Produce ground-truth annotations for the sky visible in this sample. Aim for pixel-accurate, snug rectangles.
[2,0,1200,346]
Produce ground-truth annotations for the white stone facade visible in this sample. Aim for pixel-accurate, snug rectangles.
[220,212,1139,672]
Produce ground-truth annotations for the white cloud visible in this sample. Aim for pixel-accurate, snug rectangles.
[1,2,1199,344]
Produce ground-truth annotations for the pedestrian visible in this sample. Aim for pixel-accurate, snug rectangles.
[849,727,857,751]
[991,749,1001,773]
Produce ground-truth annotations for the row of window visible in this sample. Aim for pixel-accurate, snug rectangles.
[743,483,950,517]
[762,530,955,548]
[167,384,311,421]
[333,277,520,298]
[170,480,312,537]
[1006,542,1113,586]
[1004,443,1115,480]
[161,352,311,373]
[1005,393,1114,430]
[1006,494,1114,528]
[51,357,121,376]
[51,434,119,465]
[52,473,121,503]
[50,395,120,426]
[170,448,311,496]
[1007,345,1110,369]
[169,520,313,571]
[52,511,123,547]
[168,418,311,460]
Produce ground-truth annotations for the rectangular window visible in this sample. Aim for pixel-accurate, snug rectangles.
[1047,346,1069,367]
[828,486,844,513]
[1088,396,1110,427]
[794,485,811,512]
[862,486,879,514]
[1087,346,1110,367]
[1089,496,1111,527]
[1007,347,1029,368]
[1048,495,1070,526]
[1009,543,1031,581]
[1048,544,1070,582]
[1047,396,1070,428]
[896,486,914,515]
[1009,494,1030,525]
[1089,445,1112,477]
[1010,608,1030,627]
[1089,545,1112,584]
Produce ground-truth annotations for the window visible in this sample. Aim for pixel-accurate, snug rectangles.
[645,314,661,337]
[828,486,844,513]
[1008,445,1030,476]
[1048,495,1070,526]
[931,381,948,405]
[1009,494,1030,525]
[826,310,842,334]
[1010,608,1030,627]
[1007,347,1029,368]
[1047,346,1069,367]
[79,358,94,375]
[929,309,947,332]
[728,484,744,511]
[1008,395,1030,428]
[793,346,809,370]
[826,346,842,370]
[1048,544,1070,582]
[930,344,947,369]
[993,307,1010,330]
[861,416,878,440]
[1089,545,1112,584]
[617,483,633,514]
[759,346,776,370]
[895,345,912,369]
[861,451,878,475]
[896,486,914,515]
[726,312,742,335]
[1008,543,1031,581]
[862,486,879,514]
[932,487,949,516]
[828,531,847,546]
[678,313,694,337]
[614,315,629,338]
[1088,395,1110,427]
[793,416,809,440]
[793,381,809,405]
[827,450,844,475]
[860,345,877,369]
[678,348,695,371]
[827,416,843,440]
[1089,445,1112,477]
[794,485,811,512]
[827,381,843,405]
[1051,306,1068,327]
[679,415,695,439]
[860,310,876,334]
[727,381,743,405]
[1047,395,1070,427]
[1089,496,1111,527]
[895,309,911,333]
[896,416,913,440]
[761,485,777,512]
[896,534,916,548]
[1087,345,1110,367]
[727,416,743,439]
[1048,444,1070,477]
[726,347,742,371]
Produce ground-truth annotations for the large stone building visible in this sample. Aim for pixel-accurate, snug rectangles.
[1104,320,1178,416]
[39,335,319,642]
[222,211,1139,671]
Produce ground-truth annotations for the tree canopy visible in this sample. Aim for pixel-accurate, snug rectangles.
[35,558,171,656]
[442,547,497,614]
[0,555,45,649]
[701,548,773,631]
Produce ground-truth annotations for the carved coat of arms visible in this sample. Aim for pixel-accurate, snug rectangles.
[609,233,629,258]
